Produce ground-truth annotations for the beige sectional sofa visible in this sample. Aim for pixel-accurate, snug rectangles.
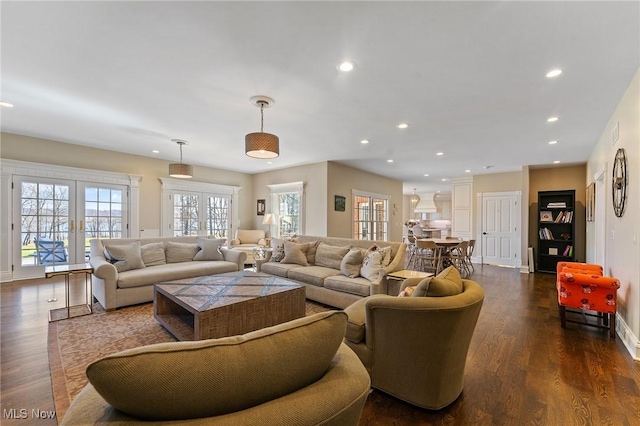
[257,235,407,309]
[90,236,246,310]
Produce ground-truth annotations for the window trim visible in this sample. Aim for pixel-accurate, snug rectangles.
[267,181,305,238]
[159,177,241,238]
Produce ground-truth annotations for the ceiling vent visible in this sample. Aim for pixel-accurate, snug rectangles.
[414,193,437,213]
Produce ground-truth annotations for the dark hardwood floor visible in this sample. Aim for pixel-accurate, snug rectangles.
[1,265,639,425]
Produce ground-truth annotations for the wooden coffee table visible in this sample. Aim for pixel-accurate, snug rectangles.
[153,271,305,341]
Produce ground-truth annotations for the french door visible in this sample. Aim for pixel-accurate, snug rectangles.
[352,193,389,241]
[13,176,128,279]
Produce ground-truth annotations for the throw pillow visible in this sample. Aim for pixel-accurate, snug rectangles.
[304,241,319,265]
[140,242,166,267]
[379,246,392,267]
[360,245,385,283]
[269,238,286,262]
[193,237,225,261]
[86,311,347,421]
[398,286,416,297]
[315,243,349,270]
[165,242,200,263]
[281,241,309,266]
[426,266,464,297]
[104,242,145,273]
[340,247,363,278]
[410,277,432,297]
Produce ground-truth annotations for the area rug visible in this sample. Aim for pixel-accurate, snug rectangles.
[48,300,333,423]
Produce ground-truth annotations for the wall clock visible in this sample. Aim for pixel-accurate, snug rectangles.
[612,148,627,217]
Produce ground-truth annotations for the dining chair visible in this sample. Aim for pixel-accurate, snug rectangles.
[466,240,476,274]
[414,239,443,275]
[443,241,469,278]
[404,235,417,269]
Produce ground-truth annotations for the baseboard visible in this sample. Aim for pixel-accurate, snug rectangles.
[519,266,530,274]
[0,270,12,283]
[616,313,640,360]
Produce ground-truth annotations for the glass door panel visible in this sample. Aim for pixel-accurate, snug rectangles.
[79,183,127,261]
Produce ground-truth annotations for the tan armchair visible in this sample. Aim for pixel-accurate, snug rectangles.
[343,276,484,410]
[229,230,267,264]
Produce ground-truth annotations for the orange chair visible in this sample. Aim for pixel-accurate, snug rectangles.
[556,262,620,338]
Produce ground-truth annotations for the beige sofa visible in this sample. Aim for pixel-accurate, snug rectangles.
[61,311,371,425]
[257,235,407,309]
[229,229,267,264]
[343,267,485,410]
[90,236,246,310]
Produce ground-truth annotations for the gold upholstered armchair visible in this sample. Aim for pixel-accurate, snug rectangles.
[343,267,485,410]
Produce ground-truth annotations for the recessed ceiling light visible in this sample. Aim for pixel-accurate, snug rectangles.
[423,174,429,177]
[151,150,160,154]
[553,160,560,164]
[397,123,408,129]
[548,140,558,145]
[360,139,369,144]
[338,61,355,72]
[267,161,273,164]
[547,116,559,122]
[436,152,444,156]
[441,178,448,182]
[0,101,14,108]
[465,169,471,173]
[546,69,563,78]
[484,165,493,169]
[387,159,394,163]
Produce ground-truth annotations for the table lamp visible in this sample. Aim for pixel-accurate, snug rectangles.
[262,213,275,246]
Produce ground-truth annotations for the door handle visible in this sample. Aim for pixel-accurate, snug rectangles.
[482,232,487,235]
[70,220,75,232]
[79,220,84,232]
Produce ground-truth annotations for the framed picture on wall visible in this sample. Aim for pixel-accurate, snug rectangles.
[334,195,346,212]
[257,199,266,216]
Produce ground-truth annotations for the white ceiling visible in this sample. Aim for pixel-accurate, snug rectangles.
[2,1,638,194]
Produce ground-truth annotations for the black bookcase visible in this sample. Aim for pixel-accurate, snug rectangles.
[537,190,576,273]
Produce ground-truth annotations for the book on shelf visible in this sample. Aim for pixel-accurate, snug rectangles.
[562,245,573,257]
[547,202,567,208]
[539,228,554,240]
[540,211,553,222]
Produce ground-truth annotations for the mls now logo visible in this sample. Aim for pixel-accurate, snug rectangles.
[3,408,56,419]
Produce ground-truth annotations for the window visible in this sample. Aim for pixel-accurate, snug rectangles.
[160,178,240,239]
[268,181,304,238]
[84,186,124,239]
[353,192,389,241]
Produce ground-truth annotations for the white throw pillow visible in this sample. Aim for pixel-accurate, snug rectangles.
[104,241,146,272]
[193,237,225,261]
[360,245,385,283]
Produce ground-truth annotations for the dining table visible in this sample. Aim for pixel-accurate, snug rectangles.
[416,238,467,274]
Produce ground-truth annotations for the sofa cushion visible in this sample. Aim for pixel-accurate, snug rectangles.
[425,266,463,297]
[281,241,309,266]
[288,266,341,287]
[165,242,200,263]
[315,243,349,270]
[140,242,166,267]
[193,237,225,261]
[324,275,371,297]
[340,248,363,278]
[86,311,347,421]
[304,240,319,265]
[343,297,368,343]
[260,262,300,278]
[117,261,239,289]
[104,242,146,273]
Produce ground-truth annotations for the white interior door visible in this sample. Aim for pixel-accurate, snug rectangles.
[481,192,520,267]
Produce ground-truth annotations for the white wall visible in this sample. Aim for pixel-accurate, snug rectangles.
[586,69,640,357]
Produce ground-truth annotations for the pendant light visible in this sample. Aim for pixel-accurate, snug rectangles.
[245,95,279,159]
[168,139,193,179]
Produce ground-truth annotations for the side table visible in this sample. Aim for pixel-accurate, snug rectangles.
[385,269,434,296]
[45,263,93,321]
[252,247,273,271]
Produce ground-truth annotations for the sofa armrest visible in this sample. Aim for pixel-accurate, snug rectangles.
[382,243,407,275]
[229,238,241,247]
[257,238,267,247]
[255,251,273,272]
[221,247,247,270]
[90,256,118,281]
[557,272,620,290]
